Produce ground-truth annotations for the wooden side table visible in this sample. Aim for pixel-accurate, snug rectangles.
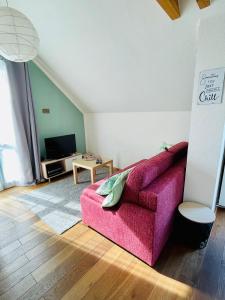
[175,201,216,249]
[72,158,113,184]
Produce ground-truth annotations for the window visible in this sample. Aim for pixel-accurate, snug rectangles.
[0,59,22,189]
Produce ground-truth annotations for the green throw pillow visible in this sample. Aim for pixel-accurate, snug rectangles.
[96,173,120,196]
[96,168,132,208]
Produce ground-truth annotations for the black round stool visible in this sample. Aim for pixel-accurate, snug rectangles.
[175,201,215,249]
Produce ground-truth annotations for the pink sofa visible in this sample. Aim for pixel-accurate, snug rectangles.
[80,142,188,266]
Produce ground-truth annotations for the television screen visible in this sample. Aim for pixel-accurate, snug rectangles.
[45,134,76,159]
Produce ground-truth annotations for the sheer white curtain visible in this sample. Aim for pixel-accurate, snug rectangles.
[0,59,41,190]
[0,59,25,189]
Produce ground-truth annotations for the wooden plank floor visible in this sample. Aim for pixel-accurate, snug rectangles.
[0,183,224,300]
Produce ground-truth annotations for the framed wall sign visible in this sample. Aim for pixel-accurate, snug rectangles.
[198,68,225,105]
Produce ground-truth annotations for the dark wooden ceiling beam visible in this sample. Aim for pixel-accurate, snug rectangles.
[196,0,210,9]
[156,0,180,20]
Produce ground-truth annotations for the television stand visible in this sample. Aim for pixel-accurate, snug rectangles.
[41,153,82,182]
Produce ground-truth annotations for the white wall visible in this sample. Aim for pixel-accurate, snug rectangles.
[10,0,199,113]
[184,12,225,209]
[85,112,190,168]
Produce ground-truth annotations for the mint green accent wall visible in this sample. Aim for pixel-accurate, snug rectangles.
[28,62,86,158]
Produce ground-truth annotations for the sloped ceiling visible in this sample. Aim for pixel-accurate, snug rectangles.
[8,0,214,112]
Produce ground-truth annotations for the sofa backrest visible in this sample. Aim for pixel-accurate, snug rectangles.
[166,141,188,160]
[122,142,188,202]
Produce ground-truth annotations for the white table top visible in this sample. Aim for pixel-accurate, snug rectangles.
[72,158,112,169]
[178,201,215,224]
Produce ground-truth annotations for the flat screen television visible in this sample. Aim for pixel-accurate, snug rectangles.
[45,134,76,159]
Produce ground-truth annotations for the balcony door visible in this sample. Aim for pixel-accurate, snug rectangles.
[0,59,22,190]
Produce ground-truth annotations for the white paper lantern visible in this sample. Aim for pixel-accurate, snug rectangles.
[0,7,39,62]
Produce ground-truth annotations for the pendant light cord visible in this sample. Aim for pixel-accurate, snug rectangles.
[6,0,8,6]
